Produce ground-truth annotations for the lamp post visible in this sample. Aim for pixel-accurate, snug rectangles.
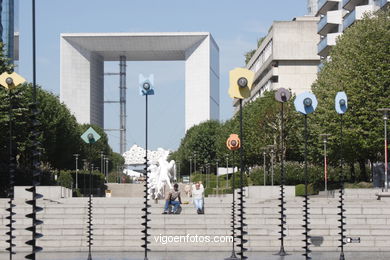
[320,134,331,193]
[0,70,27,259]
[73,154,80,189]
[105,158,109,183]
[267,145,275,186]
[193,152,197,173]
[216,159,220,196]
[262,148,267,186]
[177,162,180,182]
[189,156,192,183]
[100,151,104,175]
[204,159,208,188]
[275,87,291,256]
[377,108,389,192]
[225,154,229,189]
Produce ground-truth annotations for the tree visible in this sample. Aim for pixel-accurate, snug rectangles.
[312,8,390,181]
[170,120,221,176]
[245,37,266,64]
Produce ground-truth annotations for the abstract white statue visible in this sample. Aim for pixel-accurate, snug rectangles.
[147,151,176,199]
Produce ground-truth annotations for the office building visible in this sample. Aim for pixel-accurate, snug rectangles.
[317,0,389,58]
[233,16,320,111]
[0,0,18,62]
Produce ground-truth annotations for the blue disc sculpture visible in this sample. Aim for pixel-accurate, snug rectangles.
[335,91,348,260]
[294,91,318,260]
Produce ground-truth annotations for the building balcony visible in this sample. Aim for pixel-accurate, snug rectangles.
[317,32,342,57]
[317,0,341,15]
[343,0,367,11]
[318,10,343,36]
[343,5,375,30]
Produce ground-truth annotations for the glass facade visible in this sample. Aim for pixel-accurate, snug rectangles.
[0,0,16,63]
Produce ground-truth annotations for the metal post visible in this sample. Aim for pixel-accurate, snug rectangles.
[119,56,127,155]
[87,144,93,260]
[320,134,330,193]
[141,93,151,260]
[238,99,247,259]
[189,157,192,183]
[303,115,311,260]
[105,158,109,182]
[263,150,266,186]
[216,159,219,196]
[73,154,79,189]
[7,89,15,259]
[194,152,197,173]
[177,162,180,182]
[226,155,229,189]
[386,115,388,191]
[377,108,389,191]
[268,145,275,186]
[339,115,346,260]
[100,152,104,175]
[25,0,43,258]
[277,102,287,256]
[324,140,328,192]
[225,151,238,260]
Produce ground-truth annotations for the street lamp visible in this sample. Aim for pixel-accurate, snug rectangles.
[225,154,229,189]
[320,134,331,192]
[261,148,267,186]
[100,151,104,175]
[177,162,180,182]
[193,152,197,173]
[378,108,389,192]
[105,158,109,183]
[216,159,220,196]
[73,154,80,189]
[189,156,192,183]
[267,145,275,186]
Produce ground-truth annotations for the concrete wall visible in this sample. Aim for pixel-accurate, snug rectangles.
[106,183,144,198]
[245,185,295,200]
[60,38,92,125]
[185,33,219,130]
[14,186,72,200]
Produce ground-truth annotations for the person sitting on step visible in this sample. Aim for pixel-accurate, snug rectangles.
[162,183,182,214]
[191,182,204,214]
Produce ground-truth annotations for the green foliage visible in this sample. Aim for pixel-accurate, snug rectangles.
[171,120,221,176]
[344,182,374,189]
[244,37,266,64]
[57,171,73,189]
[311,8,390,180]
[295,184,317,196]
[66,170,107,196]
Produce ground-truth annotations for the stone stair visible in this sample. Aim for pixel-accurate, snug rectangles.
[1,189,390,253]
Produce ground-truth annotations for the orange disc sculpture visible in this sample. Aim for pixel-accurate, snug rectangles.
[226,134,241,151]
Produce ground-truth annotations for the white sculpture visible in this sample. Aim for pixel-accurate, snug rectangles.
[147,151,176,199]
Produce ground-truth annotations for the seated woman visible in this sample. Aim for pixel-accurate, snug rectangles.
[162,183,181,214]
[191,182,204,214]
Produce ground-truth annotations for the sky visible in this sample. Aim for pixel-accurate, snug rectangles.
[17,0,308,153]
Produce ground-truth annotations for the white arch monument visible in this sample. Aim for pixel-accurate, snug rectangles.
[60,32,220,154]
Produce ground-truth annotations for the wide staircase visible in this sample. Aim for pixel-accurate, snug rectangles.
[0,188,389,253]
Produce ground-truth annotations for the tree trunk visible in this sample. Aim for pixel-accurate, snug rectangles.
[349,162,355,183]
[358,159,367,182]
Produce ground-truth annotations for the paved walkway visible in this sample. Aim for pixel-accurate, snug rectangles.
[3,251,390,260]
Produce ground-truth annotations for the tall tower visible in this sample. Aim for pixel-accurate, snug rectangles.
[0,0,16,63]
[307,0,318,16]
